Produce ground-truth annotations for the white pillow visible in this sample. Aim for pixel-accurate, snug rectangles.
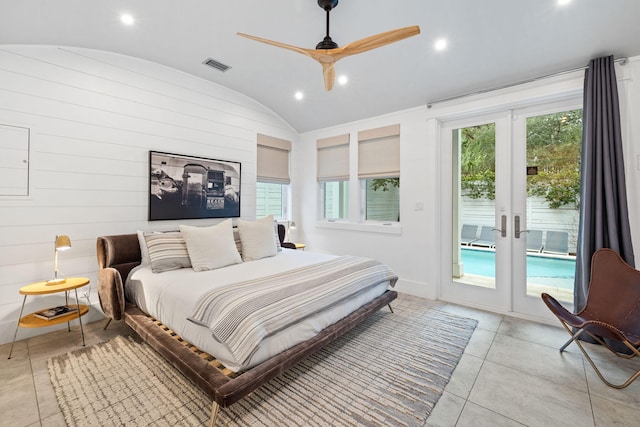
[137,230,151,266]
[237,215,278,261]
[179,220,242,272]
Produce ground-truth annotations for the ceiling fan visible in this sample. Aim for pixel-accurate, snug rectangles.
[237,0,420,91]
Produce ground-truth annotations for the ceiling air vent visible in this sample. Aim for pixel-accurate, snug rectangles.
[203,58,231,72]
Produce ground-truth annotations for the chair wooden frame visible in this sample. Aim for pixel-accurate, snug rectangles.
[541,248,640,389]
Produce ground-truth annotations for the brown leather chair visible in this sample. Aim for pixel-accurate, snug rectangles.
[277,223,296,250]
[541,248,640,389]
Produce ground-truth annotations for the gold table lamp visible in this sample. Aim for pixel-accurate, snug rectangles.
[47,235,71,285]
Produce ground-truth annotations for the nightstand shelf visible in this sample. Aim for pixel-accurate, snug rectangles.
[19,304,89,328]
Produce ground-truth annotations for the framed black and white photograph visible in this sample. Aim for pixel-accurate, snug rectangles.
[149,151,241,221]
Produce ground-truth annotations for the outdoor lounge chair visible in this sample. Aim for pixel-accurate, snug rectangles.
[541,248,640,389]
[471,226,495,248]
[460,224,479,245]
[526,229,543,252]
[543,230,569,254]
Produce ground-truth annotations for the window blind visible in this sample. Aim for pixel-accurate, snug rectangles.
[316,134,350,181]
[257,134,291,183]
[357,124,400,179]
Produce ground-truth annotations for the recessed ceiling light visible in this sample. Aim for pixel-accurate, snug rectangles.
[434,38,447,51]
[120,14,135,25]
[338,75,348,85]
[557,0,572,6]
[294,91,304,100]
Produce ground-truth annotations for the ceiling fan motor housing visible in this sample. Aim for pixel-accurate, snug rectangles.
[318,0,338,11]
[316,36,338,50]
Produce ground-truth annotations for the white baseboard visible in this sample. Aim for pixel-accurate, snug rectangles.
[394,278,437,300]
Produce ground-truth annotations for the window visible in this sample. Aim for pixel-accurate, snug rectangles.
[323,180,349,220]
[358,124,400,222]
[256,181,288,220]
[317,134,349,220]
[363,177,399,221]
[257,134,291,219]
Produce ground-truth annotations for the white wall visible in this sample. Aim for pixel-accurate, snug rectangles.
[0,46,295,344]
[295,107,435,299]
[619,57,640,252]
[294,56,640,304]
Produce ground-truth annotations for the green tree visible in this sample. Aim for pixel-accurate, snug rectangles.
[460,123,496,200]
[526,110,582,208]
[460,110,582,208]
[370,177,399,191]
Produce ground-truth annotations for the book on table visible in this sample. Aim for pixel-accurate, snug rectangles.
[33,305,79,320]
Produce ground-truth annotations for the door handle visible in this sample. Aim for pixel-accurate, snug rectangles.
[514,215,529,238]
[492,215,507,238]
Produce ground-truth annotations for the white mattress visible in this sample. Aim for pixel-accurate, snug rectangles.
[125,249,389,372]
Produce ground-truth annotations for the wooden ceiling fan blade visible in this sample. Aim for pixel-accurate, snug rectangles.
[322,63,336,91]
[237,32,315,58]
[238,31,337,90]
[336,25,420,58]
[238,23,419,92]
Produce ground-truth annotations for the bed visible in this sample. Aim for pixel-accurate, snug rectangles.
[96,225,397,426]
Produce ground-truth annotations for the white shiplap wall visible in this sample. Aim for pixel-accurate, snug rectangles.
[0,45,295,344]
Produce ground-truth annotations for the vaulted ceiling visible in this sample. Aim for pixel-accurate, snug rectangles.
[3,0,640,132]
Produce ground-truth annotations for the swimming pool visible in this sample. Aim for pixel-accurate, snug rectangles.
[461,247,576,289]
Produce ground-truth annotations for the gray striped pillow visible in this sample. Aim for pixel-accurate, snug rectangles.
[233,227,243,258]
[144,231,191,273]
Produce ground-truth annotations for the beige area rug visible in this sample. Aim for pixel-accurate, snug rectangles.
[48,300,477,426]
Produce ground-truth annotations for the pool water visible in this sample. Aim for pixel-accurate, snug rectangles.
[461,248,576,289]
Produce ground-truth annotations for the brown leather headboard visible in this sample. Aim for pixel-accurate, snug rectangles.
[96,234,141,321]
[97,234,141,283]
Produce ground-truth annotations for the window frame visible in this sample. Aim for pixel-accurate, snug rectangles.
[359,176,401,224]
[319,179,350,221]
[256,180,290,221]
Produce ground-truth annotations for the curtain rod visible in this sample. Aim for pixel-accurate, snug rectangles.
[426,57,629,108]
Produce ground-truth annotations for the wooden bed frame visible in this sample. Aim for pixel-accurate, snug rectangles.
[96,233,397,426]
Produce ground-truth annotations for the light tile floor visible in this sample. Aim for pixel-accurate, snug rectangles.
[1,296,640,426]
[426,299,640,427]
[0,318,133,427]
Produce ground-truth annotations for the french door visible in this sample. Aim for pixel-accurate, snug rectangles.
[439,99,581,319]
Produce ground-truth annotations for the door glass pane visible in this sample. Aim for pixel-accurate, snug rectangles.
[452,123,496,289]
[525,109,581,303]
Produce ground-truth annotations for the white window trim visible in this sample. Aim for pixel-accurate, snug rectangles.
[314,219,402,234]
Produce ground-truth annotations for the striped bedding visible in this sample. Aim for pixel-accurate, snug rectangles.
[189,255,398,369]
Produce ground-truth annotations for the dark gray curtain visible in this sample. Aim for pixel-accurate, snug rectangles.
[574,55,635,314]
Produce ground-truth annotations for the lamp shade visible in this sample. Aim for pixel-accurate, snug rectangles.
[55,235,71,250]
[47,235,72,285]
